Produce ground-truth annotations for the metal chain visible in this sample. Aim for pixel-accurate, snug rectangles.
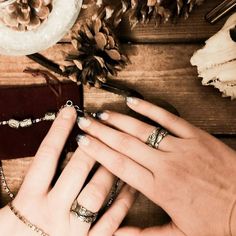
[8,202,50,236]
[0,100,83,129]
[0,100,82,198]
[0,160,14,199]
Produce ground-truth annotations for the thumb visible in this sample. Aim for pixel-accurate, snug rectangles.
[114,222,185,236]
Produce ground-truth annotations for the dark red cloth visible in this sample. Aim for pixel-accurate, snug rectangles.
[0,82,83,160]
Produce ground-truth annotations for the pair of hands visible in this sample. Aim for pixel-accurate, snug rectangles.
[0,106,136,236]
[0,98,236,236]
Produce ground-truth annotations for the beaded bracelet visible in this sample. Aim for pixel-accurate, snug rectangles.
[8,202,50,236]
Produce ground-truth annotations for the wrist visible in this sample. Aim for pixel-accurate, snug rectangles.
[0,205,18,236]
[230,199,236,236]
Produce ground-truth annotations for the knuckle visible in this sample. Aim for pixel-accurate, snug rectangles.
[90,140,102,154]
[116,196,131,213]
[86,182,107,203]
[74,157,92,177]
[104,214,118,230]
[110,154,126,175]
[116,134,132,151]
[53,121,69,134]
[165,113,180,125]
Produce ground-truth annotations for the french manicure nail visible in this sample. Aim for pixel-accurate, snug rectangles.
[77,117,91,128]
[126,97,139,105]
[96,111,109,121]
[76,134,90,146]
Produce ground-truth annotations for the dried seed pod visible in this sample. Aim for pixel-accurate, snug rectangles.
[65,19,128,87]
[91,0,205,29]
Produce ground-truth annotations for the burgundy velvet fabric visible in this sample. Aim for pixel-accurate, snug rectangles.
[0,82,83,160]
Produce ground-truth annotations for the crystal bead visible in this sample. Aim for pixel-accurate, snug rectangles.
[20,119,33,128]
[44,112,56,121]
[8,119,20,129]
[35,118,41,123]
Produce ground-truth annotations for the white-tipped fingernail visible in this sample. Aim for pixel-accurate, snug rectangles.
[77,117,91,128]
[126,97,139,105]
[97,111,109,121]
[76,135,90,146]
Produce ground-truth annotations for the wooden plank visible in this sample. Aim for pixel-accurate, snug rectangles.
[68,0,226,43]
[0,43,235,134]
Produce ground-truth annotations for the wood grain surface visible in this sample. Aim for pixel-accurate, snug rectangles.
[0,0,236,229]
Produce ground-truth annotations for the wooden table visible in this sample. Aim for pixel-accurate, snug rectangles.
[0,0,236,228]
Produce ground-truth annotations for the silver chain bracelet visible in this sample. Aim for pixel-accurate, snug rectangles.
[0,160,14,199]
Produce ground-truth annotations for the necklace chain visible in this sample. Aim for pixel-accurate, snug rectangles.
[0,100,82,199]
[0,100,82,129]
[0,160,14,199]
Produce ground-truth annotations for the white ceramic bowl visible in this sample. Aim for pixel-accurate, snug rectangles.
[0,0,82,56]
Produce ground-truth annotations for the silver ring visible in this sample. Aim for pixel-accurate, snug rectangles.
[146,127,169,149]
[71,201,98,224]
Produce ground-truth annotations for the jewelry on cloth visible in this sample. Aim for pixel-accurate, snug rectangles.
[71,201,98,224]
[0,100,83,129]
[0,160,14,199]
[8,202,49,236]
[146,127,169,149]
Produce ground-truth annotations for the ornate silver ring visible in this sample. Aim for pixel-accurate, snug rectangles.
[71,201,98,224]
[146,127,169,149]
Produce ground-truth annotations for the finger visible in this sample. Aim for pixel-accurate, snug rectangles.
[77,166,115,213]
[126,97,199,139]
[49,148,96,210]
[70,166,115,234]
[76,134,154,195]
[97,111,181,152]
[90,185,138,236]
[77,116,164,169]
[115,223,185,236]
[22,107,77,195]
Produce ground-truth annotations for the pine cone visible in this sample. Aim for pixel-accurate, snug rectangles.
[63,19,128,87]
[92,0,205,28]
[0,0,52,31]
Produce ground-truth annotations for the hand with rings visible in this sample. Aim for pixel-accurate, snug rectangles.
[0,107,137,236]
[77,98,236,236]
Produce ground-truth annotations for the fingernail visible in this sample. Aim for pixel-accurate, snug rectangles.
[76,134,90,146]
[77,117,91,128]
[126,97,139,105]
[96,111,109,121]
[60,107,76,119]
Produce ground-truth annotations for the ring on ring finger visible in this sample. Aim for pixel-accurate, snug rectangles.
[146,127,169,149]
[71,201,98,224]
